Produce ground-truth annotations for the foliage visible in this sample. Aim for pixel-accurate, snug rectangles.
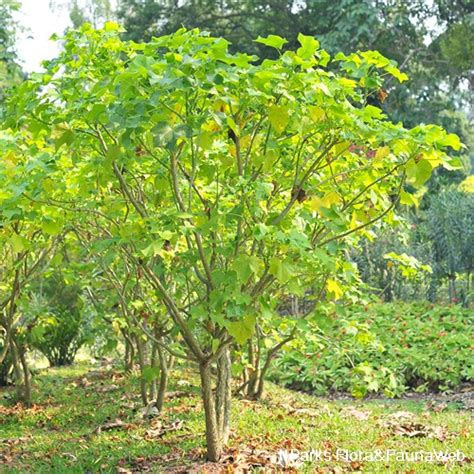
[1,23,460,459]
[351,224,432,302]
[28,272,87,366]
[460,175,474,193]
[0,0,22,97]
[0,130,59,404]
[421,189,474,304]
[271,302,474,397]
[115,0,474,143]
[353,186,474,305]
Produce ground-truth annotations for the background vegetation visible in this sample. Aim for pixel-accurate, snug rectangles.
[0,0,472,471]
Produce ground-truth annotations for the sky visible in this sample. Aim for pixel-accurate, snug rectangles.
[14,0,71,73]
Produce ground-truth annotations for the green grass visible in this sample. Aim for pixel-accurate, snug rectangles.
[1,363,472,473]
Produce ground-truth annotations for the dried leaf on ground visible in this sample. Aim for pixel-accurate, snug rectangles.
[144,419,184,440]
[96,384,119,393]
[165,390,189,399]
[341,407,371,421]
[94,418,135,434]
[383,413,453,442]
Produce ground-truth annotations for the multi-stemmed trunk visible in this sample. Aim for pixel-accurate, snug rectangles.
[133,332,171,411]
[9,335,31,406]
[199,347,232,462]
[241,330,296,400]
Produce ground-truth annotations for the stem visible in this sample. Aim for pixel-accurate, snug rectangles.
[156,344,169,412]
[135,334,149,406]
[216,346,231,445]
[199,361,223,462]
[18,345,31,406]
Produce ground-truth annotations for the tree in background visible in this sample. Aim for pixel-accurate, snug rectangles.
[29,271,87,367]
[0,0,23,98]
[50,0,114,28]
[422,188,474,304]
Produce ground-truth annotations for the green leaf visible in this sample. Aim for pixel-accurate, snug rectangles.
[439,133,461,151]
[106,144,122,165]
[42,218,63,235]
[232,255,263,283]
[254,35,287,50]
[268,105,290,133]
[296,33,319,59]
[9,234,29,252]
[54,130,74,151]
[375,146,390,161]
[443,157,463,171]
[399,190,418,207]
[211,338,220,354]
[414,159,433,186]
[153,122,175,148]
[104,21,122,32]
[226,314,256,345]
[142,366,161,382]
[385,65,408,83]
[309,106,326,123]
[269,257,293,283]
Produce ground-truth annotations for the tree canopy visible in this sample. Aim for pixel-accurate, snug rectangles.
[1,22,462,459]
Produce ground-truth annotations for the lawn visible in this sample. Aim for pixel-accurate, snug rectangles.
[1,362,472,473]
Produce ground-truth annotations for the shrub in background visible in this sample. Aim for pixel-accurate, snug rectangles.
[271,302,473,397]
[29,273,86,367]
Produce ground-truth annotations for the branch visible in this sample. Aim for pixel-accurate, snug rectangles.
[316,172,406,247]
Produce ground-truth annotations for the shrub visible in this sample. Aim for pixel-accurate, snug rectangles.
[29,273,86,367]
[271,302,473,396]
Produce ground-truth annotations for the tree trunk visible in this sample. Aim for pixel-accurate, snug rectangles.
[10,336,23,402]
[246,338,259,397]
[135,335,148,406]
[149,339,158,401]
[199,356,231,462]
[123,330,135,372]
[244,331,296,400]
[427,275,438,302]
[18,345,31,407]
[155,344,169,412]
[216,347,231,445]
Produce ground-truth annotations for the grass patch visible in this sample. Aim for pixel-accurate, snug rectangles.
[1,362,472,472]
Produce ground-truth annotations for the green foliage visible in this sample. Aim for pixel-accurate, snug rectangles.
[0,23,460,455]
[0,0,22,97]
[28,273,87,367]
[352,225,432,302]
[115,1,473,143]
[272,302,474,397]
[422,188,474,303]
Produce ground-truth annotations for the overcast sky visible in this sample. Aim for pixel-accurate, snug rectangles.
[14,0,71,72]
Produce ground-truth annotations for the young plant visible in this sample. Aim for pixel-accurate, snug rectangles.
[4,25,460,459]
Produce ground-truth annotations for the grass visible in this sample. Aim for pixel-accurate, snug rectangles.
[0,362,472,473]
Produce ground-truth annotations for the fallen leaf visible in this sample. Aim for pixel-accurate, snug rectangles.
[94,418,135,434]
[342,407,371,421]
[144,419,184,440]
[96,384,119,393]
